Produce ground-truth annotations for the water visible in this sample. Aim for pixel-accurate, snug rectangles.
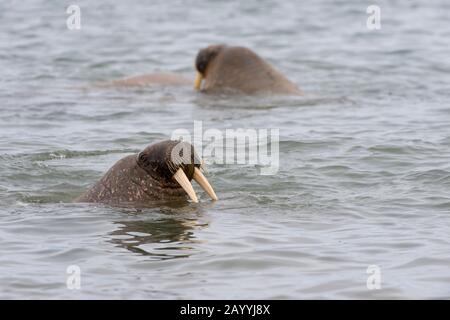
[1,0,450,299]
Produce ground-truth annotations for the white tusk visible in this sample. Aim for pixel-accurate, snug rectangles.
[194,72,203,90]
[173,168,198,203]
[193,167,218,201]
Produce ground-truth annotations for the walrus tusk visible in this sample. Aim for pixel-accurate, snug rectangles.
[194,72,203,90]
[173,168,198,203]
[193,167,218,201]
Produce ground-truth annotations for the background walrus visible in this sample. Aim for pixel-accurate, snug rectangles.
[75,140,217,205]
[194,44,302,95]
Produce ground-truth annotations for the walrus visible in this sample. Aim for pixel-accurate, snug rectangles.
[75,140,217,205]
[194,45,302,95]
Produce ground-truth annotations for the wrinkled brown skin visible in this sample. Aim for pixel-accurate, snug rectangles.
[196,45,302,95]
[96,73,191,88]
[74,140,199,205]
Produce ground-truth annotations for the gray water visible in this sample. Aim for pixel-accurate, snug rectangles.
[1,0,450,299]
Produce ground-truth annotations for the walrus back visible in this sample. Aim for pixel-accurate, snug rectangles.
[203,46,301,95]
[74,155,138,204]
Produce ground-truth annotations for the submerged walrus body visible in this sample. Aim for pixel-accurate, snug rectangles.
[75,140,217,205]
[96,73,191,88]
[194,45,302,95]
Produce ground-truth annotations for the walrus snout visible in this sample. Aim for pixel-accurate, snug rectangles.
[138,140,218,203]
[169,141,218,203]
[194,44,224,90]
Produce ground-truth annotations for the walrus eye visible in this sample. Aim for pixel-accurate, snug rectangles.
[198,62,206,73]
[138,152,150,167]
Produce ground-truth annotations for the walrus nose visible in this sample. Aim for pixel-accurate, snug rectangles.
[172,167,218,203]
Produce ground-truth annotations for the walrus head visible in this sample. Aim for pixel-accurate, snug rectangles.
[194,44,301,95]
[194,44,224,90]
[137,140,217,203]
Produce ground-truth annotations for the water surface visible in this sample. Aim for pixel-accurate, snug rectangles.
[1,0,450,299]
